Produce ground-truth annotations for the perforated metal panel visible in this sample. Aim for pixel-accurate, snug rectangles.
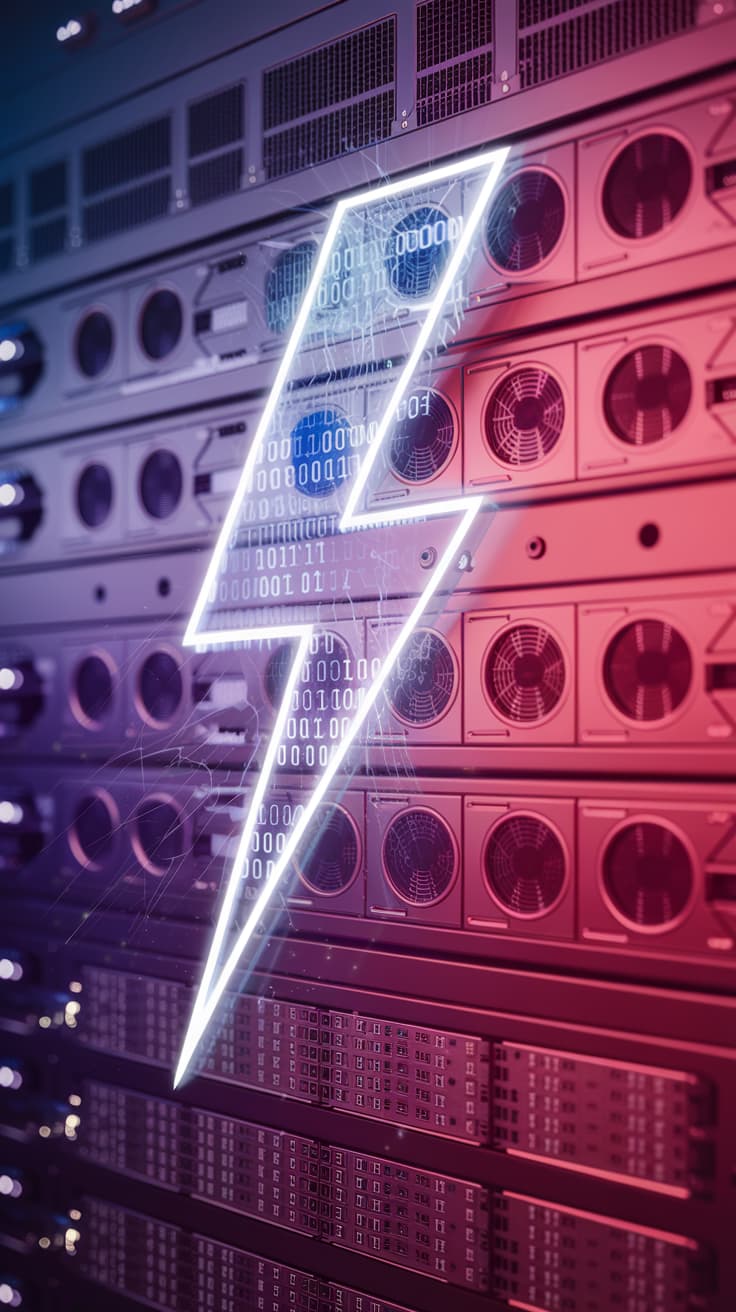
[262,17,396,178]
[519,0,699,88]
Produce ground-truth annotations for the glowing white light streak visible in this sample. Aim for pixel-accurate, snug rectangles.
[174,145,509,1087]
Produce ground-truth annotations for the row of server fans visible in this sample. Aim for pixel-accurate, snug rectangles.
[2,2,736,1311]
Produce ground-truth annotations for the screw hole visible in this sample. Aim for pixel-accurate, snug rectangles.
[157,577,171,597]
[94,585,106,603]
[526,536,546,560]
[639,522,660,548]
[420,547,437,569]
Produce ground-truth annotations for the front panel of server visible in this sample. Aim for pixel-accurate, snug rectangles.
[1,3,736,1311]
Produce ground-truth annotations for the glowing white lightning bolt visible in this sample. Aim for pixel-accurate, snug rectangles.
[174,145,509,1087]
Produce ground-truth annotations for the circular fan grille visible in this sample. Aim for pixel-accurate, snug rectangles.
[603,133,692,239]
[265,633,351,710]
[486,169,565,273]
[485,814,567,918]
[387,629,455,725]
[388,388,454,483]
[604,345,692,446]
[134,798,184,874]
[265,241,316,335]
[485,624,566,723]
[291,408,350,498]
[383,808,456,905]
[604,620,692,722]
[138,651,183,726]
[299,805,359,895]
[74,654,114,725]
[139,289,183,360]
[603,821,693,929]
[485,367,565,466]
[76,463,113,528]
[72,793,116,868]
[139,449,183,520]
[76,311,114,379]
[385,206,451,299]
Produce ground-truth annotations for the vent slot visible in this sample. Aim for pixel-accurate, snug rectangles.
[417,53,493,127]
[83,116,171,197]
[0,182,14,229]
[263,93,395,181]
[263,18,395,130]
[83,177,170,243]
[519,0,698,89]
[416,0,493,127]
[188,149,243,206]
[0,237,13,272]
[188,84,244,158]
[29,161,67,217]
[417,0,492,68]
[29,217,66,262]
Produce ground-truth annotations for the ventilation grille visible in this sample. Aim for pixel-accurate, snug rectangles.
[416,0,493,127]
[602,820,693,928]
[83,177,170,243]
[29,217,66,262]
[264,94,395,181]
[83,116,171,196]
[486,623,566,723]
[263,18,395,179]
[485,814,567,917]
[188,84,244,157]
[417,0,492,67]
[29,161,67,217]
[603,619,692,722]
[264,19,395,129]
[519,0,698,89]
[485,367,565,466]
[189,149,243,206]
[387,629,456,725]
[383,809,456,905]
[299,805,359,895]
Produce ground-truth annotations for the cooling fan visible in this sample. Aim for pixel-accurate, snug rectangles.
[388,387,455,483]
[602,820,693,930]
[133,797,185,875]
[298,804,360,895]
[602,132,692,239]
[265,632,351,710]
[76,462,113,528]
[265,240,316,335]
[485,813,567,918]
[385,205,450,298]
[74,654,114,726]
[290,407,349,498]
[72,792,117,869]
[604,345,692,445]
[604,619,692,722]
[485,623,566,723]
[383,808,457,905]
[387,628,456,726]
[75,310,114,379]
[485,366,565,466]
[485,168,565,273]
[137,651,183,726]
[138,449,183,520]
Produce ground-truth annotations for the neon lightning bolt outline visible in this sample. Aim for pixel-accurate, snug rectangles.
[174,145,509,1088]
